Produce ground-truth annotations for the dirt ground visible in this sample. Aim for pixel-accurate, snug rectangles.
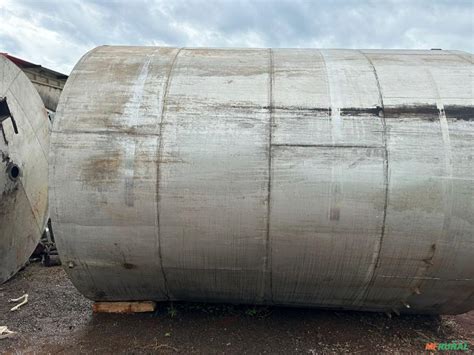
[0,262,472,354]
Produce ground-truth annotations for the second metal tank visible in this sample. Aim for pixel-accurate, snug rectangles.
[1,55,50,283]
[50,47,473,314]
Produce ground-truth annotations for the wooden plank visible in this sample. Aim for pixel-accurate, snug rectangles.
[92,301,156,314]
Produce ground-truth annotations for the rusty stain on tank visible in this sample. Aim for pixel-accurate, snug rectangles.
[81,151,122,185]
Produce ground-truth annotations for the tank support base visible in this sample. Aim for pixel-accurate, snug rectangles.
[92,301,156,314]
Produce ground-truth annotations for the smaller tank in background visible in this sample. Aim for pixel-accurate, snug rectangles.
[0,55,50,284]
[0,53,68,113]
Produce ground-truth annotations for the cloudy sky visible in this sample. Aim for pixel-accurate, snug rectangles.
[0,0,472,74]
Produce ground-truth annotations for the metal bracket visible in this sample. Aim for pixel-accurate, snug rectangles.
[0,97,19,145]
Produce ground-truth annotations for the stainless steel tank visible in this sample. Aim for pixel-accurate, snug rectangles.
[0,55,50,283]
[50,47,473,314]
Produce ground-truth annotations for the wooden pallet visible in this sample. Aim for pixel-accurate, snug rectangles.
[92,301,156,314]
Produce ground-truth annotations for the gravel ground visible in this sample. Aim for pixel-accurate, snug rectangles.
[0,262,472,354]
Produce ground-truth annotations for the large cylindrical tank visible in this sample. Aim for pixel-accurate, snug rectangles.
[50,47,473,314]
[0,55,50,283]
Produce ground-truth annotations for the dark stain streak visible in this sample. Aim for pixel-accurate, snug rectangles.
[1,151,10,163]
[173,102,469,123]
[422,244,437,266]
[192,67,268,78]
[271,106,384,118]
[384,105,439,120]
[123,262,136,270]
[53,128,157,137]
[267,105,330,114]
[444,105,474,121]
[225,104,266,111]
[169,100,331,115]
[97,102,472,125]
[0,184,19,216]
[115,244,137,270]
[340,106,383,117]
[272,143,384,149]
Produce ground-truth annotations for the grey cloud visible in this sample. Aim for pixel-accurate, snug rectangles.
[0,0,472,74]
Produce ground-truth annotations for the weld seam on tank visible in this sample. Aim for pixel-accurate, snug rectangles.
[415,68,454,311]
[353,50,390,309]
[17,179,44,232]
[262,48,275,304]
[318,49,356,307]
[8,91,49,160]
[316,49,338,307]
[156,47,183,300]
[3,70,22,96]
